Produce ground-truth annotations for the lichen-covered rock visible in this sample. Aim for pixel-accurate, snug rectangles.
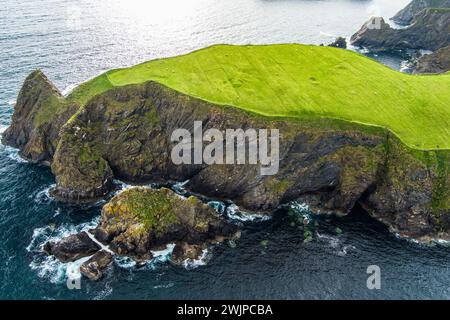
[1,70,78,163]
[43,231,101,262]
[413,45,450,74]
[351,9,450,51]
[94,187,240,261]
[80,250,113,281]
[392,0,450,25]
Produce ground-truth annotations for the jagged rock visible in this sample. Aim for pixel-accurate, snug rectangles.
[392,0,450,25]
[329,37,347,49]
[94,187,240,261]
[80,250,113,281]
[351,9,450,51]
[43,231,101,262]
[171,243,205,265]
[413,45,450,74]
[1,70,78,163]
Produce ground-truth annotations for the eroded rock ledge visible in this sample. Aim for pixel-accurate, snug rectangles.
[44,187,240,280]
[2,71,449,243]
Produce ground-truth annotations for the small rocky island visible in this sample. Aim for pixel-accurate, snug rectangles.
[44,187,239,280]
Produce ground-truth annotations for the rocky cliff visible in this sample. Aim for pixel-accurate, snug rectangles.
[392,0,450,25]
[413,45,450,73]
[1,71,78,164]
[351,9,450,51]
[2,71,449,243]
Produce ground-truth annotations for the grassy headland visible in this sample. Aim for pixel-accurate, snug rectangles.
[67,44,450,150]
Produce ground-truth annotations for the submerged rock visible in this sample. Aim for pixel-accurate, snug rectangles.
[80,250,113,281]
[413,45,450,74]
[43,231,101,262]
[351,9,450,51]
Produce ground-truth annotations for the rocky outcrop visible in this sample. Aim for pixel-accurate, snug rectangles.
[413,45,450,73]
[44,187,240,279]
[80,250,113,281]
[351,9,450,51]
[392,0,450,25]
[43,231,101,262]
[328,37,347,49]
[3,71,450,242]
[1,70,78,164]
[94,187,240,262]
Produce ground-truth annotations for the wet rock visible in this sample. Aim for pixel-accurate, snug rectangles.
[80,250,113,281]
[171,243,204,265]
[43,231,101,262]
[94,187,240,261]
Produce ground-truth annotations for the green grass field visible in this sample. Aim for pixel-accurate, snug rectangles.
[68,44,450,150]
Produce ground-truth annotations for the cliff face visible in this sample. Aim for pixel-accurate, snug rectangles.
[392,0,450,25]
[351,9,450,51]
[1,70,78,164]
[2,72,449,242]
[413,45,450,73]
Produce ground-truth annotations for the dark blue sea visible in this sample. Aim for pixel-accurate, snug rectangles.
[2,0,450,300]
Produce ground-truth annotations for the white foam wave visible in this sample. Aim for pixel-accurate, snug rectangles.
[153,283,174,289]
[171,180,189,196]
[114,243,176,270]
[226,204,271,222]
[0,125,7,134]
[114,256,137,269]
[33,184,56,204]
[316,232,356,256]
[7,99,16,106]
[1,146,27,163]
[182,248,210,270]
[27,216,100,283]
[208,201,227,215]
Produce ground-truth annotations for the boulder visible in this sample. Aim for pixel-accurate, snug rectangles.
[43,231,100,262]
[80,250,113,281]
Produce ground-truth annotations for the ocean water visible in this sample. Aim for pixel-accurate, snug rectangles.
[3,0,450,300]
